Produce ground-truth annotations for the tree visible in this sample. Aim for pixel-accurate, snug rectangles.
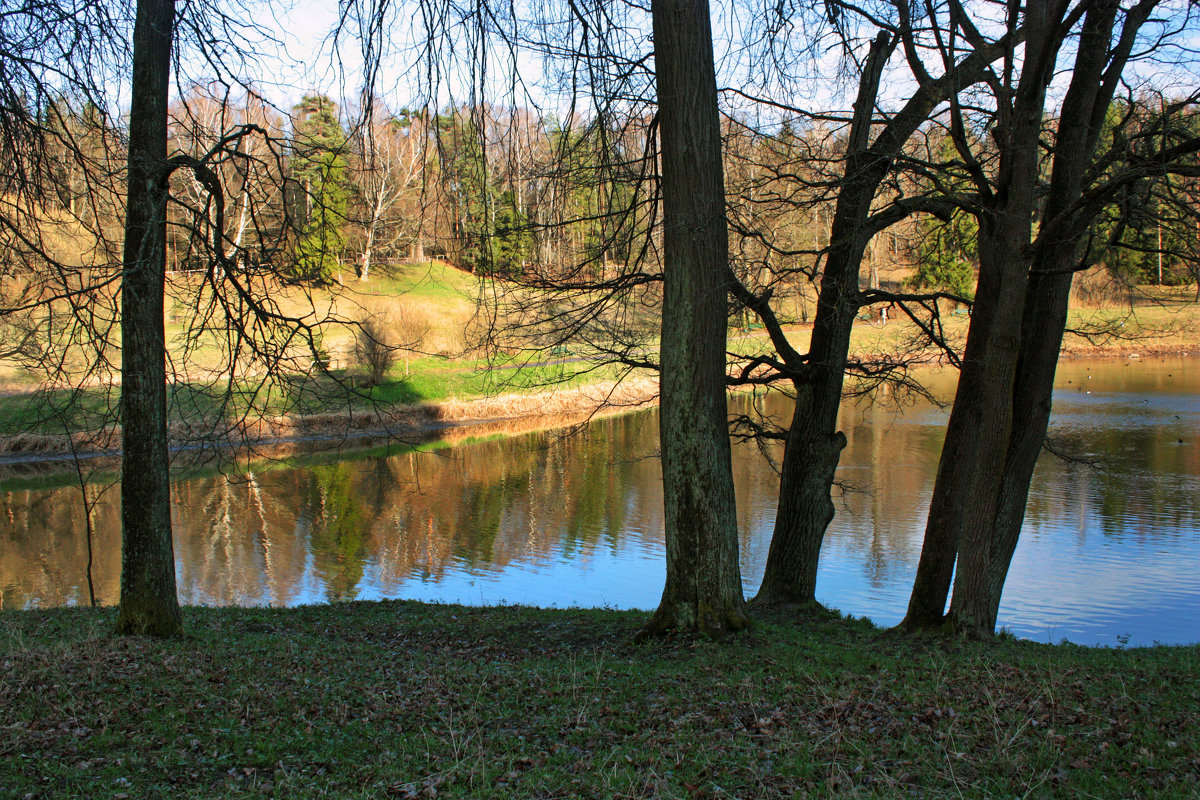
[1,0,363,636]
[904,0,1200,636]
[737,3,1010,607]
[292,95,349,284]
[347,106,429,280]
[114,0,184,636]
[644,0,749,634]
[901,0,1060,632]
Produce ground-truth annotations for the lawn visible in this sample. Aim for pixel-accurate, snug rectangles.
[1,602,1197,798]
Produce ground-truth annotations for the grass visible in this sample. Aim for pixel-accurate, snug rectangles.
[1,602,1197,799]
[741,288,1200,367]
[0,350,632,442]
[2,266,1197,449]
[0,259,633,441]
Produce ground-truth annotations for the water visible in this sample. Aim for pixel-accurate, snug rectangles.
[1,356,1197,646]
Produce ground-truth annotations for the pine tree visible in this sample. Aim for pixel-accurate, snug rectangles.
[292,95,348,284]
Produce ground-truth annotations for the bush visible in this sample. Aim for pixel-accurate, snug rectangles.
[353,301,432,386]
[1071,264,1133,308]
[354,316,395,387]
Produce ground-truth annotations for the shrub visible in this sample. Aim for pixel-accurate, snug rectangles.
[353,301,432,385]
[354,315,395,387]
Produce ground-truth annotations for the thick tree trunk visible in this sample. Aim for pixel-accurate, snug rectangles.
[752,394,845,604]
[752,177,876,604]
[948,268,1070,633]
[115,0,182,637]
[903,4,1058,633]
[946,0,1126,635]
[903,217,1031,631]
[753,33,891,606]
[644,0,749,634]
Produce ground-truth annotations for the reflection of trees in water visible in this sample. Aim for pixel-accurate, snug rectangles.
[368,413,667,591]
[830,401,943,589]
[0,486,121,608]
[306,465,368,601]
[171,471,311,606]
[1020,359,1200,540]
[1023,423,1199,542]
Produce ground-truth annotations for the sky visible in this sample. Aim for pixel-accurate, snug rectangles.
[160,0,1200,133]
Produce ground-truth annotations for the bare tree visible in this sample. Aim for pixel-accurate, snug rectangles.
[905,0,1200,636]
[0,0,384,635]
[348,105,429,279]
[722,1,1011,607]
[113,0,184,636]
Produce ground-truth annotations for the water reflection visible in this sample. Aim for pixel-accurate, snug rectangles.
[1,356,1196,646]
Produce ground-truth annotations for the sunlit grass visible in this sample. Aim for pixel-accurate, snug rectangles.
[1,270,1196,446]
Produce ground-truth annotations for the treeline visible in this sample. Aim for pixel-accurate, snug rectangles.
[14,90,661,285]
[18,87,1199,309]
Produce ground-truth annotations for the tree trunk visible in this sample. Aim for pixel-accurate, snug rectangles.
[644,0,748,635]
[753,392,845,604]
[114,0,182,637]
[361,225,375,281]
[751,27,1015,607]
[948,268,1070,633]
[902,215,1032,631]
[903,4,1057,633]
[751,176,875,604]
[946,0,1129,635]
[753,33,891,606]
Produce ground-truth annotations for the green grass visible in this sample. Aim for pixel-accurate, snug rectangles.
[0,385,117,436]
[1,602,1197,799]
[3,271,1197,444]
[366,259,482,302]
[0,351,625,440]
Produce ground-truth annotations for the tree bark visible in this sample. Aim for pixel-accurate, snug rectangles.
[115,0,182,637]
[903,3,1060,632]
[752,29,890,604]
[754,28,1000,606]
[644,0,749,634]
[751,168,878,604]
[947,264,1070,633]
[947,0,1138,635]
[902,209,1033,630]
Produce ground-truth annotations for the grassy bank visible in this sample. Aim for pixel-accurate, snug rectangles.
[2,602,1198,799]
[1,269,1196,458]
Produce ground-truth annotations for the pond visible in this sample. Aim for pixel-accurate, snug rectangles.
[1,355,1197,647]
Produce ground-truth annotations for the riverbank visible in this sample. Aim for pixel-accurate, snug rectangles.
[0,376,662,466]
[1,602,1197,799]
[1,292,1196,465]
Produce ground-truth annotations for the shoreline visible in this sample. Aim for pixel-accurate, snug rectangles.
[1,343,1194,469]
[0,377,663,470]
